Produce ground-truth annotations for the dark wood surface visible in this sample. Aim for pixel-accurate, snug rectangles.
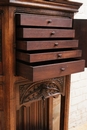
[0,1,83,130]
[17,28,75,39]
[16,13,72,27]
[74,19,87,67]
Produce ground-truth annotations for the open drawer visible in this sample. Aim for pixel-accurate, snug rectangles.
[16,50,82,63]
[16,59,85,82]
[16,40,79,51]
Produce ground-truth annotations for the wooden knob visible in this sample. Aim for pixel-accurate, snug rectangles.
[60,67,65,71]
[51,31,55,35]
[47,19,52,23]
[54,43,59,46]
[58,53,62,57]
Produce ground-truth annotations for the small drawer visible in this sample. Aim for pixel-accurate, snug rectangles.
[0,18,1,28]
[17,28,75,39]
[16,59,85,82]
[16,14,72,28]
[16,40,79,51]
[17,50,82,63]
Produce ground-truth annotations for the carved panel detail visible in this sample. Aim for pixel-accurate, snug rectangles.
[19,77,65,104]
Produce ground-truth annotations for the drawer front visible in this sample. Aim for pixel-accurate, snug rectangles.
[16,14,72,28]
[16,60,85,81]
[17,50,82,63]
[16,40,79,51]
[17,28,75,39]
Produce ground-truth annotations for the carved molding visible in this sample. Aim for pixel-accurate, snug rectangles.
[15,7,73,18]
[19,77,65,104]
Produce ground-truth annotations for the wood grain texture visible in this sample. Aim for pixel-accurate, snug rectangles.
[17,50,82,63]
[60,75,71,130]
[64,75,71,130]
[16,99,53,130]
[53,96,61,130]
[2,6,16,130]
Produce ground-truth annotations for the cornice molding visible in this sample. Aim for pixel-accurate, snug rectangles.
[0,0,82,13]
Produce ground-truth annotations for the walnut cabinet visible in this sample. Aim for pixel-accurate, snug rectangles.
[0,0,85,130]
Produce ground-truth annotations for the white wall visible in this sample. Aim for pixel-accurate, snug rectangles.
[69,69,87,129]
[68,0,87,130]
[69,0,87,19]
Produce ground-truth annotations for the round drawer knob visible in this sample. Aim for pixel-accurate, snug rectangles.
[54,43,59,46]
[47,19,52,23]
[51,31,55,35]
[60,67,65,71]
[58,53,62,57]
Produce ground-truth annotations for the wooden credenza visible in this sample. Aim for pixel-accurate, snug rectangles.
[0,0,85,130]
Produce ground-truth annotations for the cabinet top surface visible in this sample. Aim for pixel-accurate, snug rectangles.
[0,0,82,12]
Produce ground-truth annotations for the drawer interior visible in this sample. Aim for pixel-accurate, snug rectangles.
[17,58,81,66]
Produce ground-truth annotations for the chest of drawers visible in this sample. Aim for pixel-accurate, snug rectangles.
[16,13,85,82]
[0,1,85,130]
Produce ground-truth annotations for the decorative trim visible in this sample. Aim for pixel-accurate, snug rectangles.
[10,1,82,13]
[19,77,65,104]
[15,7,73,18]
